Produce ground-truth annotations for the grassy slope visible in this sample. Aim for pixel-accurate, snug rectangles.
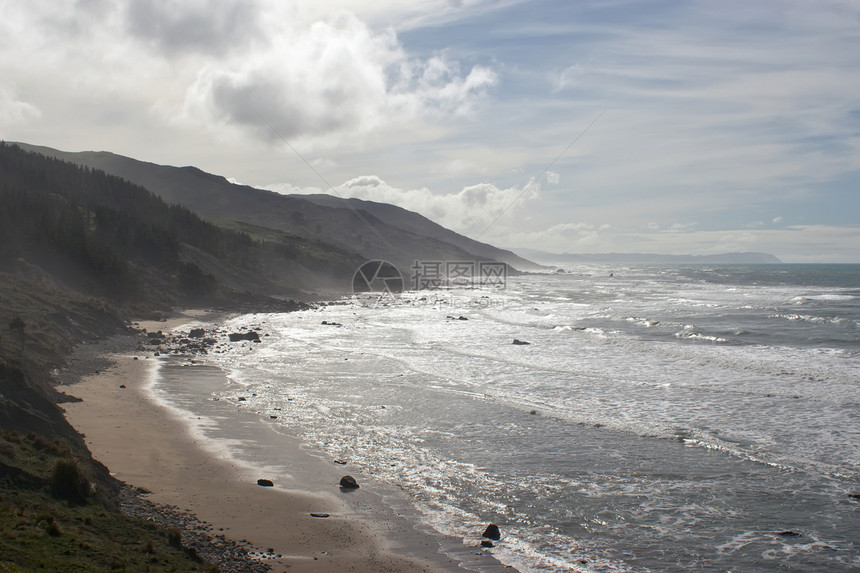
[0,430,215,573]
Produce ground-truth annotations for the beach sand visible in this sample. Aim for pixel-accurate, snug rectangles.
[61,312,470,572]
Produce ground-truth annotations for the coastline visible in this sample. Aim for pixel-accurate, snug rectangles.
[60,310,504,573]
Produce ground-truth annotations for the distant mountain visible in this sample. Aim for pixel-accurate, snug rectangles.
[13,143,538,274]
[515,249,783,265]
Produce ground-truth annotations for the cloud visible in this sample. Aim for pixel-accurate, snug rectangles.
[265,174,537,237]
[123,0,263,55]
[772,216,783,224]
[182,10,497,144]
[0,87,41,127]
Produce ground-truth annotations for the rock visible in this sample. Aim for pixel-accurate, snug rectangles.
[257,479,274,487]
[189,328,205,338]
[339,475,360,489]
[119,384,126,389]
[269,415,278,419]
[333,459,348,465]
[482,524,501,540]
[238,397,246,401]
[310,513,330,518]
[777,530,801,537]
[228,331,261,342]
[848,493,860,499]
[458,316,468,320]
[480,540,494,548]
[321,321,343,326]
[512,339,531,345]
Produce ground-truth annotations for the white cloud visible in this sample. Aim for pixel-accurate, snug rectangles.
[181,10,497,146]
[772,216,783,224]
[265,174,537,237]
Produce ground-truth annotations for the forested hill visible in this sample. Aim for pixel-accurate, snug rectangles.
[13,142,538,273]
[0,142,362,313]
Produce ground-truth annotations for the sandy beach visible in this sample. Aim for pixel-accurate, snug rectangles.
[61,312,473,573]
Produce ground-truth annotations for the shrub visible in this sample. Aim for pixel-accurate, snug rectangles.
[49,459,90,502]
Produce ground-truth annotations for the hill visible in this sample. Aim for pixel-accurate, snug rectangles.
[13,143,538,274]
[297,194,545,271]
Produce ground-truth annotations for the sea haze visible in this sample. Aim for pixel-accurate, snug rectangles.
[160,264,859,572]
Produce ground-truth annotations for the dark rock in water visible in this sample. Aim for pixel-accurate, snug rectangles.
[321,321,343,326]
[480,540,494,548]
[529,410,537,415]
[777,530,801,537]
[189,328,205,338]
[333,459,348,465]
[310,513,330,518]
[257,479,274,487]
[848,493,860,500]
[269,415,278,419]
[339,475,360,489]
[512,339,530,345]
[228,331,260,342]
[482,524,501,540]
[238,396,246,401]
[458,316,468,321]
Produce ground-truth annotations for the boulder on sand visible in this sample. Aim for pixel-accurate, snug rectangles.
[257,478,274,487]
[339,475,360,489]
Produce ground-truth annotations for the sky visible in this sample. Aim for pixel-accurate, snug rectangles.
[2,0,859,262]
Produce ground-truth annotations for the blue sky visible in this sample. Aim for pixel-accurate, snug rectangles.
[2,0,859,261]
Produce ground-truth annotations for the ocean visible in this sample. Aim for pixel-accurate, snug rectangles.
[155,264,859,572]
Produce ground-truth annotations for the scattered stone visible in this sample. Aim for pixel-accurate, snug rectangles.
[848,493,860,499]
[269,415,278,419]
[310,513,330,518]
[119,384,126,389]
[481,540,494,548]
[458,316,468,320]
[321,321,343,326]
[228,331,261,342]
[257,479,274,487]
[189,328,205,338]
[529,410,537,415]
[339,475,360,489]
[238,397,246,402]
[777,530,801,537]
[482,523,501,540]
[333,459,348,465]
[512,339,530,345]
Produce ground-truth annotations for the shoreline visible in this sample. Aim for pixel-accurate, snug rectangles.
[60,310,505,573]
